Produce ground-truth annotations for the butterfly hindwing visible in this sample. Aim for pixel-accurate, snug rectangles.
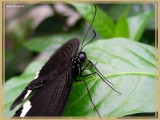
[24,69,73,116]
[10,90,28,110]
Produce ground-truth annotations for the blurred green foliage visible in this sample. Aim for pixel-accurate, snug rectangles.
[4,3,157,117]
[5,3,156,80]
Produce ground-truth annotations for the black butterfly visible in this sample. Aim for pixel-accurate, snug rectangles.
[10,5,120,117]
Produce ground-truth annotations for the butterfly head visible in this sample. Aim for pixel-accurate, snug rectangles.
[78,52,87,63]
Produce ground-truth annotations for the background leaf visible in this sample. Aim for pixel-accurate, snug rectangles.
[4,61,45,117]
[127,12,154,41]
[25,34,82,53]
[71,3,115,38]
[4,38,157,117]
[105,4,155,29]
[115,6,130,38]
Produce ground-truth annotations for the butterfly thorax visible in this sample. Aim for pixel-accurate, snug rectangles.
[71,52,87,77]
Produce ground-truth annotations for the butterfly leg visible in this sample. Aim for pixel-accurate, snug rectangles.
[74,62,101,117]
[82,61,97,72]
[85,60,114,85]
[80,72,97,78]
[82,62,91,72]
[74,62,96,82]
[86,60,121,94]
[80,61,98,78]
[82,79,101,118]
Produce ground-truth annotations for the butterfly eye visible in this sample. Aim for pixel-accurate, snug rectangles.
[78,52,86,63]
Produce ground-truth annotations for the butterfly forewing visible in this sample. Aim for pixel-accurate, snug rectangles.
[11,39,80,117]
[37,39,80,77]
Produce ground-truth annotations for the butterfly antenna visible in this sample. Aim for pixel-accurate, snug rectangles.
[80,5,97,52]
[81,30,96,50]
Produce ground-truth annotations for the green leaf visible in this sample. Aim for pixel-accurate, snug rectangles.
[4,38,157,117]
[115,6,130,38]
[106,4,155,29]
[63,38,157,117]
[24,34,82,53]
[4,61,45,117]
[127,12,154,41]
[71,3,115,38]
